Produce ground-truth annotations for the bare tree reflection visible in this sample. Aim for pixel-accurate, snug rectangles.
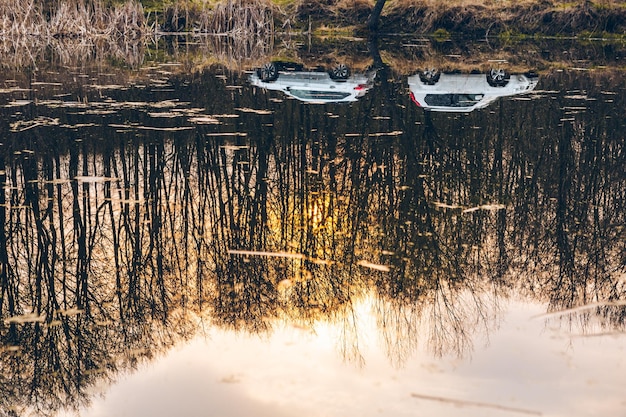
[0,131,198,416]
[0,67,625,416]
[509,73,626,333]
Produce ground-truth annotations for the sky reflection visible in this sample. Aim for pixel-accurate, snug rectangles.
[3,43,626,417]
[73,298,625,417]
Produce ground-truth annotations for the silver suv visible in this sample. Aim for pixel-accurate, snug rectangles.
[249,62,376,103]
[408,69,538,112]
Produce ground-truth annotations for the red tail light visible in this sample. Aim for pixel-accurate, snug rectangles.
[354,84,367,91]
[410,92,421,107]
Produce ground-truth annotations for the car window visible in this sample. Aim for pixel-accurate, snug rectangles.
[289,90,351,100]
[424,94,484,108]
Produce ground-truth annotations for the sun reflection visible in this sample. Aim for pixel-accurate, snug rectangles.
[2,65,626,417]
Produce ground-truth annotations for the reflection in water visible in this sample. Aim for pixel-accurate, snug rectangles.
[0,61,625,416]
[0,0,147,70]
[408,70,539,112]
[249,62,377,103]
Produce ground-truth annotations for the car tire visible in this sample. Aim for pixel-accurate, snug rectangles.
[329,64,350,80]
[487,68,510,87]
[258,63,278,82]
[419,68,440,85]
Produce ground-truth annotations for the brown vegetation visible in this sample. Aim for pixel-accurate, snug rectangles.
[160,0,274,35]
[0,0,147,67]
[0,0,145,38]
[2,0,626,70]
[287,0,626,36]
[148,0,626,37]
[378,0,626,36]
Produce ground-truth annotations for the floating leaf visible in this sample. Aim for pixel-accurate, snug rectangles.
[0,87,31,93]
[86,84,126,90]
[228,250,305,259]
[4,313,46,324]
[212,114,239,118]
[6,100,33,107]
[108,123,193,131]
[61,123,99,129]
[10,117,59,132]
[206,132,247,137]
[189,116,220,124]
[148,112,184,118]
[235,107,273,115]
[151,100,189,108]
[83,109,116,115]
[75,176,118,183]
[357,260,391,272]
[57,308,84,316]
[462,204,506,213]
[432,201,462,210]
[220,145,250,150]
[368,131,403,137]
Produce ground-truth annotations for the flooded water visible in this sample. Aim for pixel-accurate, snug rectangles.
[1,36,625,417]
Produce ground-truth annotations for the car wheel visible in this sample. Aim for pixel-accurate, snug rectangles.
[487,68,510,87]
[330,64,350,80]
[259,63,278,82]
[419,68,440,85]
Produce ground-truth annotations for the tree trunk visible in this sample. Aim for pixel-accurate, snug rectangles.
[367,0,387,32]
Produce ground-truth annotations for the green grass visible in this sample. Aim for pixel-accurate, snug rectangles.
[269,0,298,7]
[432,28,450,42]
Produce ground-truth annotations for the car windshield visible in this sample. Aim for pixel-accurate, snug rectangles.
[424,93,484,108]
[289,90,351,100]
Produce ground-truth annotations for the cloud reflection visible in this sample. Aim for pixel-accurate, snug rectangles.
[1,62,625,417]
[76,299,624,417]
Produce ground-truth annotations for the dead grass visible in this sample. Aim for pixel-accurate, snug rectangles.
[378,0,626,35]
[2,0,626,69]
[0,0,147,68]
[0,0,145,38]
[197,0,274,35]
[161,0,276,35]
[386,0,624,8]
[192,34,275,70]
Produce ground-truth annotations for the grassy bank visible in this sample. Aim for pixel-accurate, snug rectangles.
[145,0,626,37]
[0,0,147,66]
[378,0,626,37]
[2,0,626,69]
[4,0,626,37]
[0,0,145,38]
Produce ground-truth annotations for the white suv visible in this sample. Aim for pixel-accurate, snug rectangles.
[249,62,376,104]
[408,69,538,112]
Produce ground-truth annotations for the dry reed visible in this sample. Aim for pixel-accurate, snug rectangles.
[162,0,276,68]
[0,0,147,68]
[196,0,274,37]
[196,34,274,69]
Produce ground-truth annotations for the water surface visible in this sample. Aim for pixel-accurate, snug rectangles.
[0,37,625,417]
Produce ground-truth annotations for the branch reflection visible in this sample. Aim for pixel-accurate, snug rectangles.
[0,68,625,416]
